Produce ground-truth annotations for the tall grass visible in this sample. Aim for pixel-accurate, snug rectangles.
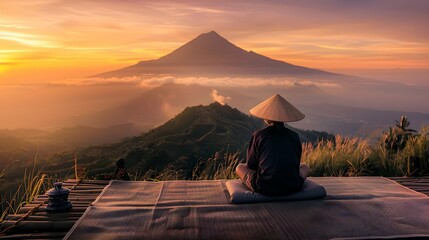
[302,135,372,177]
[192,150,242,180]
[302,127,429,177]
[140,150,242,181]
[0,155,52,222]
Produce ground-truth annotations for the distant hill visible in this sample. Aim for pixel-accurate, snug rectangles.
[95,31,339,78]
[0,124,142,170]
[0,132,38,169]
[293,104,429,137]
[47,103,333,179]
[49,124,141,147]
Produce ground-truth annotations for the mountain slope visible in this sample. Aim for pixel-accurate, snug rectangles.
[0,124,142,170]
[95,31,338,78]
[48,103,333,179]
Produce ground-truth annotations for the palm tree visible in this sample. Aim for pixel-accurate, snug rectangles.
[384,116,416,152]
[395,115,417,133]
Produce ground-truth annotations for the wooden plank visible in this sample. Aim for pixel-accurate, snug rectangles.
[68,189,103,194]
[68,195,102,199]
[27,202,46,206]
[392,179,421,183]
[5,213,83,220]
[36,194,101,199]
[399,183,429,187]
[79,180,110,185]
[18,206,87,214]
[399,183,429,188]
[67,187,105,191]
[5,215,80,222]
[399,185,429,188]
[7,212,84,218]
[389,177,429,181]
[1,220,75,231]
[20,204,43,208]
[63,183,107,188]
[391,179,429,182]
[0,232,67,239]
[399,185,429,189]
[67,197,98,201]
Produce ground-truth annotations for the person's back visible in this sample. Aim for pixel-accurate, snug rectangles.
[236,93,309,196]
[247,124,303,196]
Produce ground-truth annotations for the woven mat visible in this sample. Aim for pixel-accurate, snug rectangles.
[65,177,429,240]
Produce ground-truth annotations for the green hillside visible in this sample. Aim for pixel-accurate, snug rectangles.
[47,102,333,179]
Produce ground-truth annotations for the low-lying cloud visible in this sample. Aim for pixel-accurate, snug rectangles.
[54,75,341,89]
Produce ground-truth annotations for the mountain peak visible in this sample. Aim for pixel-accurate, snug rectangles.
[96,31,336,78]
[193,31,228,44]
[191,31,227,42]
[157,31,246,64]
[200,30,222,38]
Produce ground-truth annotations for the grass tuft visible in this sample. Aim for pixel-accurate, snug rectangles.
[1,154,52,222]
[192,150,242,180]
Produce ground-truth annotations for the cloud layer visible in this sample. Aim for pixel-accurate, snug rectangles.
[53,75,341,89]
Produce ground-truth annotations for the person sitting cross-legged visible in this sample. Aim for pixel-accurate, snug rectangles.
[236,94,309,196]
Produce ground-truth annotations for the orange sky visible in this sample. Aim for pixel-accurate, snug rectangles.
[1,0,428,85]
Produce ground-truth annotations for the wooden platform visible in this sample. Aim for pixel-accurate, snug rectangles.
[389,176,429,196]
[0,179,109,239]
[0,177,428,239]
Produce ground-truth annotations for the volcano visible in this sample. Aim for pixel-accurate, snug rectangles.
[95,31,338,78]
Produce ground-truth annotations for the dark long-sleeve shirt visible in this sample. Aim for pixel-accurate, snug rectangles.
[247,125,303,196]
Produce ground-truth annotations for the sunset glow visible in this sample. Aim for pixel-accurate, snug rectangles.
[1,0,428,85]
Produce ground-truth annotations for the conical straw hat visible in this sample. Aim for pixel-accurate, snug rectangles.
[249,94,305,122]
